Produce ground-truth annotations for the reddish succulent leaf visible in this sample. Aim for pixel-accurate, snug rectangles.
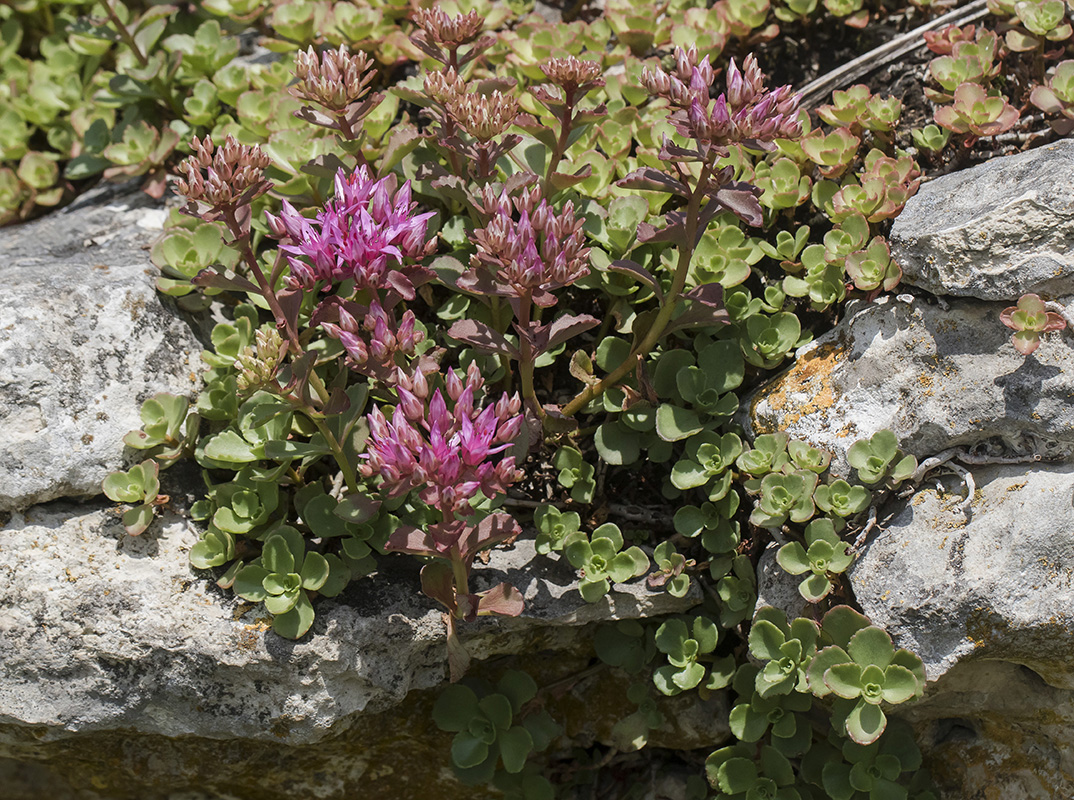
[477,582,525,617]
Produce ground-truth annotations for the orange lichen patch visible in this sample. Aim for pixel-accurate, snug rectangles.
[750,340,846,433]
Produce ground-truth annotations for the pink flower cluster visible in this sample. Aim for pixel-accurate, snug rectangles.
[459,185,589,308]
[642,48,802,153]
[266,166,435,297]
[360,364,524,517]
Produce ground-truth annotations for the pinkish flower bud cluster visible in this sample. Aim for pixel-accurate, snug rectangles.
[448,91,520,142]
[292,45,377,113]
[266,166,435,298]
[413,7,486,47]
[540,56,605,92]
[459,186,589,308]
[642,47,802,154]
[176,134,272,210]
[424,68,466,106]
[361,363,524,517]
[321,300,425,380]
[410,7,494,69]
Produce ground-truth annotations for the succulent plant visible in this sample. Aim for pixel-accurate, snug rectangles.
[1000,293,1068,355]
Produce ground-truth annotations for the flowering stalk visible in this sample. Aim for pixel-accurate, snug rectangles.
[362,364,526,679]
[529,56,607,193]
[291,45,384,149]
[449,185,597,417]
[178,135,303,355]
[561,49,803,417]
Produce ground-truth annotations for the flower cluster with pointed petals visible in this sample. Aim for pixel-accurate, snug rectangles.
[642,47,802,155]
[361,364,524,517]
[266,166,435,297]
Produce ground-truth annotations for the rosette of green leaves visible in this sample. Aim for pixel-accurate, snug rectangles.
[102,459,163,536]
[1004,0,1071,52]
[594,395,673,468]
[193,465,282,537]
[754,158,811,211]
[151,219,239,308]
[728,663,813,757]
[653,616,734,696]
[687,218,764,288]
[788,440,832,474]
[749,607,821,698]
[738,311,803,369]
[609,681,667,753]
[716,554,757,627]
[673,340,744,424]
[737,432,791,489]
[819,720,926,800]
[845,236,902,293]
[553,445,596,504]
[1030,60,1074,134]
[648,541,691,597]
[533,505,581,554]
[432,671,560,784]
[294,481,378,579]
[563,523,650,602]
[782,243,847,311]
[196,391,299,469]
[847,430,917,486]
[232,526,347,638]
[189,521,237,573]
[911,123,951,152]
[674,490,741,558]
[594,619,657,675]
[705,744,801,800]
[671,431,743,500]
[749,469,820,529]
[777,519,854,602]
[809,618,927,744]
[123,392,197,467]
[814,479,871,522]
[999,292,1068,355]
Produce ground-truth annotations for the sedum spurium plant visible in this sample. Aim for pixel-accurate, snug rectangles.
[53,0,1051,792]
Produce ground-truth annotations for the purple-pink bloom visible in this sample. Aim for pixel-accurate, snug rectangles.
[360,364,524,517]
[642,50,802,155]
[266,166,435,297]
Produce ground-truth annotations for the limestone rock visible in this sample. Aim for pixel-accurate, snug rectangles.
[0,183,202,512]
[751,465,1074,798]
[0,499,701,749]
[900,661,1074,800]
[746,293,1074,476]
[849,463,1074,688]
[845,464,1074,797]
[890,140,1074,300]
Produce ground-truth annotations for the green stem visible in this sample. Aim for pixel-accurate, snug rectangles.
[516,293,542,418]
[450,551,470,611]
[560,163,712,418]
[103,0,148,67]
[308,412,360,495]
[542,89,577,195]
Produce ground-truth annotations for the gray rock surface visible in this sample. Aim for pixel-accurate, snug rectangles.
[746,293,1074,476]
[752,464,1074,797]
[849,463,1074,688]
[890,139,1074,300]
[0,500,702,747]
[846,465,1074,797]
[0,183,202,512]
